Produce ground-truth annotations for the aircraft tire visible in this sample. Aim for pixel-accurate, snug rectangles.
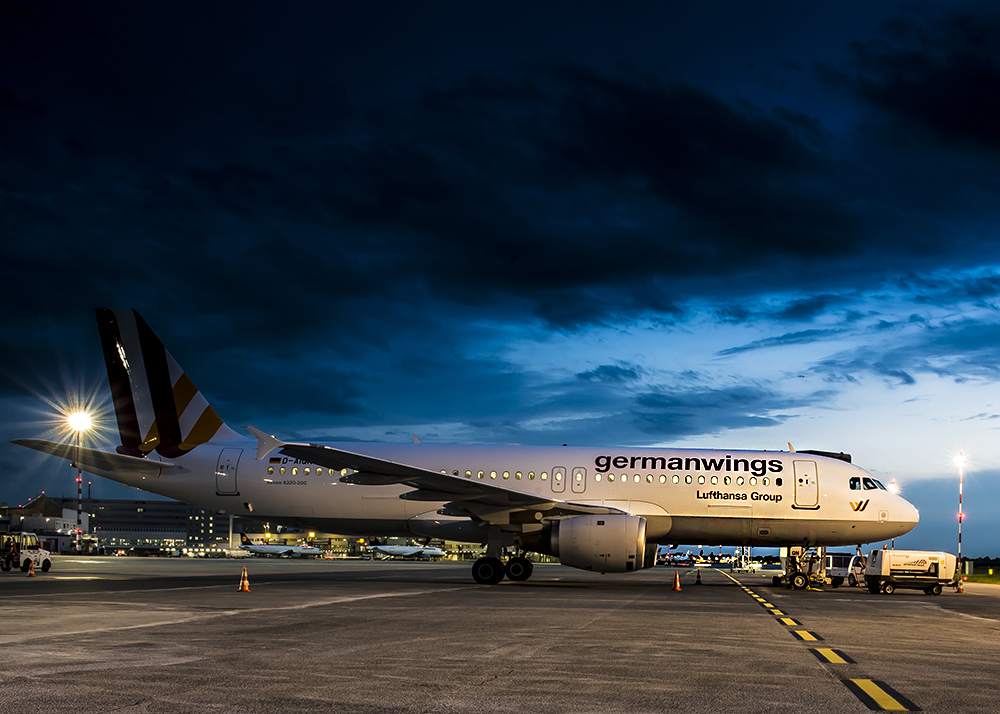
[505,557,533,582]
[791,573,807,590]
[471,557,506,585]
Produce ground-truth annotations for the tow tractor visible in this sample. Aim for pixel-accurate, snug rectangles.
[770,546,826,589]
[1,532,53,573]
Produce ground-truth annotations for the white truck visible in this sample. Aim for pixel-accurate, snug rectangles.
[0,532,53,573]
[865,549,956,595]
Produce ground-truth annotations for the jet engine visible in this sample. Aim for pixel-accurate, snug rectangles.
[519,514,647,573]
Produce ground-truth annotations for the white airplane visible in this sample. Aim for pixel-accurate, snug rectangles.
[238,532,322,558]
[365,538,447,560]
[13,309,920,585]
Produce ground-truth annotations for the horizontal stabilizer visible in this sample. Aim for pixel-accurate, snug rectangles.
[11,439,173,474]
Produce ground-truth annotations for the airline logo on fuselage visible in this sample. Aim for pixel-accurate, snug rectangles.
[594,454,783,476]
[850,500,870,512]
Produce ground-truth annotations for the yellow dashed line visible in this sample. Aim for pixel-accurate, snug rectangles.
[844,679,920,711]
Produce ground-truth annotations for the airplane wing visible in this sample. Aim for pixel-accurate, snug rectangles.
[247,427,624,525]
[12,439,173,475]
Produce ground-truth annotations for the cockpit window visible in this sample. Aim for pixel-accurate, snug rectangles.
[872,479,887,491]
[849,476,861,491]
[862,477,879,490]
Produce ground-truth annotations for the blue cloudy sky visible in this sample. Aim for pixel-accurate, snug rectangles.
[3,1,1000,555]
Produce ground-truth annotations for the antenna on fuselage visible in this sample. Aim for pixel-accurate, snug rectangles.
[788,442,796,452]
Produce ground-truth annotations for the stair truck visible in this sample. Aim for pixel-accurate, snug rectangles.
[865,549,956,595]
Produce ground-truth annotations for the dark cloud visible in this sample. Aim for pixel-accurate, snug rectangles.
[718,329,846,356]
[632,384,824,437]
[844,7,1000,152]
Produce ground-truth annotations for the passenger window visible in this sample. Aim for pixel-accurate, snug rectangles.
[724,476,731,485]
[710,476,718,485]
[672,475,680,484]
[736,477,744,486]
[608,474,615,482]
[850,477,861,490]
[528,472,535,480]
[863,477,877,490]
[659,475,666,483]
[685,475,692,484]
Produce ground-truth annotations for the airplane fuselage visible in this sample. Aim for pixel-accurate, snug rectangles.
[95,441,917,549]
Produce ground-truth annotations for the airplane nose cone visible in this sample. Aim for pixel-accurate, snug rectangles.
[898,496,920,535]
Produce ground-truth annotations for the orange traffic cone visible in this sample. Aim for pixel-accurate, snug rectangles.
[673,570,681,591]
[695,569,702,585]
[237,565,251,592]
[27,560,35,578]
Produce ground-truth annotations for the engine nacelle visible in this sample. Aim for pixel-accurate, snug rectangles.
[520,514,647,573]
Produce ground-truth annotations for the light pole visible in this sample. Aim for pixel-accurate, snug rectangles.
[957,450,965,593]
[67,411,92,555]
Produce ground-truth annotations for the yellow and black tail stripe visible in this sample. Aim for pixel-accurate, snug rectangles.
[842,679,921,711]
[95,308,237,458]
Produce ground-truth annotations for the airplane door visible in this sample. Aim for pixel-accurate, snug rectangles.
[216,448,242,496]
[571,467,587,494]
[551,466,566,493]
[793,460,819,509]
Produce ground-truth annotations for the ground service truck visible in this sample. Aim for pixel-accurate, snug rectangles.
[865,549,956,595]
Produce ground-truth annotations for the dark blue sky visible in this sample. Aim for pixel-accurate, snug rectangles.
[3,1,1000,554]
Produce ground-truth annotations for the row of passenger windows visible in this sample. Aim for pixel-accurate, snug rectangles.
[267,467,339,476]
[263,464,782,489]
[443,469,782,488]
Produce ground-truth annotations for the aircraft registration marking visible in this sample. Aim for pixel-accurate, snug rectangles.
[842,679,921,711]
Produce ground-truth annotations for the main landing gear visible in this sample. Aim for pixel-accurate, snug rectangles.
[471,555,534,585]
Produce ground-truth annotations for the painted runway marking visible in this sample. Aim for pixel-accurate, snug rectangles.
[791,629,823,641]
[842,679,921,711]
[811,648,856,664]
[777,617,801,626]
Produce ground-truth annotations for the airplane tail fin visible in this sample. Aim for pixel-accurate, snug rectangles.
[95,308,241,458]
[240,532,251,546]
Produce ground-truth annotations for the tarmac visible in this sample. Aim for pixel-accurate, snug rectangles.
[2,558,999,713]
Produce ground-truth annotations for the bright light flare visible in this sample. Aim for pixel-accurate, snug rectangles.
[887,479,899,495]
[67,411,92,432]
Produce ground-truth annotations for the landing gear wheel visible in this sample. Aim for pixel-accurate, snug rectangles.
[791,573,808,590]
[848,573,857,587]
[505,556,533,582]
[882,582,895,595]
[471,557,506,585]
